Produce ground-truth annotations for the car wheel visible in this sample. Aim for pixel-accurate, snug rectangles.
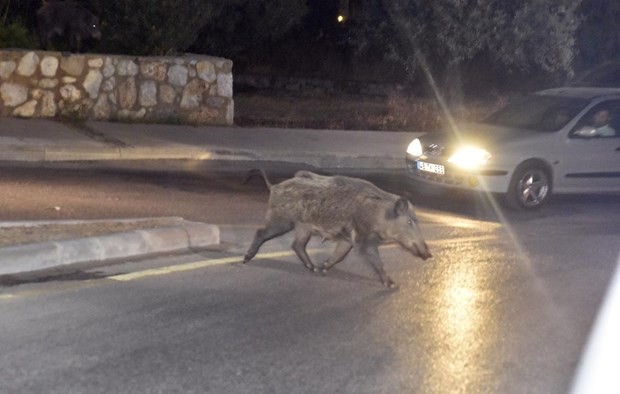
[505,163,551,210]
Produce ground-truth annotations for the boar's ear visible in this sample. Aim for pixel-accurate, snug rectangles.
[394,196,410,216]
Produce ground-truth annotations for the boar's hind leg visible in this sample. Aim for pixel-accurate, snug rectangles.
[292,225,319,272]
[361,244,395,288]
[321,240,353,274]
[244,221,294,263]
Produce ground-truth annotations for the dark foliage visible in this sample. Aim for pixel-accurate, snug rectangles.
[2,0,619,99]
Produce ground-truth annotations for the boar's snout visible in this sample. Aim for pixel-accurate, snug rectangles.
[406,240,432,260]
[419,241,432,260]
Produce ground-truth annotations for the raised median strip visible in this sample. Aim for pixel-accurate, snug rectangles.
[0,220,220,277]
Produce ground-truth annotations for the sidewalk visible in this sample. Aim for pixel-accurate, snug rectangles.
[0,117,421,169]
[0,117,422,278]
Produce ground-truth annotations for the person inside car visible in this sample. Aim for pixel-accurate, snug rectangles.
[575,108,616,137]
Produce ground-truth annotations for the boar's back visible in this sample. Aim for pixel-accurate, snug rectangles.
[268,172,395,231]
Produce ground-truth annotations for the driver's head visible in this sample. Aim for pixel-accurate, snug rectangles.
[593,109,611,127]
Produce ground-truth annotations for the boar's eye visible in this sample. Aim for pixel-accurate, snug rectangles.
[407,219,413,227]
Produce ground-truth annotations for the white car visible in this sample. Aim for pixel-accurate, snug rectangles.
[405,87,620,210]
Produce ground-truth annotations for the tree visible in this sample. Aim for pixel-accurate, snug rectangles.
[82,0,307,59]
[398,0,506,104]
[490,1,580,77]
[575,0,620,72]
[1,0,39,28]
[0,0,39,49]
[350,0,581,104]
[190,0,308,62]
[85,0,224,56]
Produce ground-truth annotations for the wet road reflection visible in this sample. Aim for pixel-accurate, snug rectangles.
[375,210,511,393]
[377,200,610,393]
[420,242,503,393]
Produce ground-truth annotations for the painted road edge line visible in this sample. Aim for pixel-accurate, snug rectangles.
[108,235,497,282]
[108,250,297,282]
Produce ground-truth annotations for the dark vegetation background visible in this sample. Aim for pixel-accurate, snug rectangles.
[2,0,620,130]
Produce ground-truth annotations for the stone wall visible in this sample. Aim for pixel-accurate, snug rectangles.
[0,49,233,125]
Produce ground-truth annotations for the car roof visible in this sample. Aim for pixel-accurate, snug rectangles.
[536,87,620,100]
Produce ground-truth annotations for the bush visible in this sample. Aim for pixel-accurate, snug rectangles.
[0,20,38,49]
[189,0,308,61]
[84,0,224,56]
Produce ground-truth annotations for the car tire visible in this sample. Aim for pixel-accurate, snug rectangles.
[505,163,551,210]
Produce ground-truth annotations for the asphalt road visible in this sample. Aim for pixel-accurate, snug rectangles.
[0,161,619,393]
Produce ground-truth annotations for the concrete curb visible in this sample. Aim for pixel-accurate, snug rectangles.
[0,145,408,170]
[0,221,220,276]
[0,217,186,228]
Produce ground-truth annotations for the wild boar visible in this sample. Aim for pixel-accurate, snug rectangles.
[36,0,102,53]
[244,169,432,288]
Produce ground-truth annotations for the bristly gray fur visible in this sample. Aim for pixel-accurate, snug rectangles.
[243,170,432,288]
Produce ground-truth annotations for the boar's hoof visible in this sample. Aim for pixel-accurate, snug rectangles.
[383,278,396,288]
[303,264,317,272]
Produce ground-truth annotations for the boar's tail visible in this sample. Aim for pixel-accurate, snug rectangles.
[242,168,272,190]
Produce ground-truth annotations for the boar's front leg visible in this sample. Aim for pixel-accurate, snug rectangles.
[360,243,395,288]
[292,224,319,272]
[244,220,294,263]
[38,31,49,50]
[321,240,353,274]
[69,31,83,53]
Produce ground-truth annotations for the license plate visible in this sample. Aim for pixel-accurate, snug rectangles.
[417,161,445,175]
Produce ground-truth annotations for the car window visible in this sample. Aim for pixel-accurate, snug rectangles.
[570,100,620,139]
[483,95,588,132]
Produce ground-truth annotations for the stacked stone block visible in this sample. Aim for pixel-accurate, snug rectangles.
[0,49,234,125]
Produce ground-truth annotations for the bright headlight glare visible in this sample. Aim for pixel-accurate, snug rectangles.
[448,146,492,169]
[407,139,423,156]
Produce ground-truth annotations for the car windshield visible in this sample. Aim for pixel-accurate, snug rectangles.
[482,95,589,132]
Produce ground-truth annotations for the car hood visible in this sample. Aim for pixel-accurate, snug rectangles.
[419,122,545,149]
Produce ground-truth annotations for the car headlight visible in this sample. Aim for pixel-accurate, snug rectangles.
[448,146,492,170]
[406,138,423,157]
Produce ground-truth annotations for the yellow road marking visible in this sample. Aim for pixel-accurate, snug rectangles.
[108,250,307,282]
[0,234,500,300]
[108,235,498,282]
